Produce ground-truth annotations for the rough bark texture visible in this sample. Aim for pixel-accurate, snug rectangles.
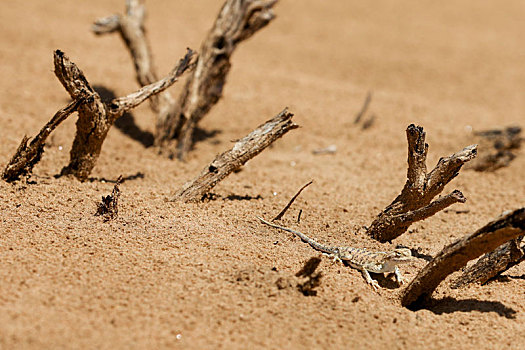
[174,108,298,202]
[450,235,524,288]
[367,124,477,242]
[54,48,195,181]
[2,99,84,182]
[160,0,278,160]
[93,0,277,160]
[401,208,525,308]
[92,0,176,140]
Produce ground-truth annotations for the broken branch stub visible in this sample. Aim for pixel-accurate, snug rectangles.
[2,99,83,182]
[401,208,525,308]
[367,124,477,242]
[158,0,278,159]
[54,48,195,181]
[450,235,524,288]
[174,108,298,202]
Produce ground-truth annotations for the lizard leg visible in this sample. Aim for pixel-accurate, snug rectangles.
[361,268,380,290]
[323,253,343,264]
[394,266,405,284]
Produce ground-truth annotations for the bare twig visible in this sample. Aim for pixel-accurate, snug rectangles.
[173,108,298,202]
[2,98,84,182]
[450,236,524,288]
[95,175,123,221]
[92,0,177,139]
[54,48,195,181]
[159,0,278,159]
[401,208,525,308]
[354,91,372,124]
[367,124,477,242]
[272,180,313,221]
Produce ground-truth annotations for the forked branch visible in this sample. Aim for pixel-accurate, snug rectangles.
[55,48,195,181]
[401,208,525,308]
[92,0,176,134]
[367,124,477,242]
[174,108,298,202]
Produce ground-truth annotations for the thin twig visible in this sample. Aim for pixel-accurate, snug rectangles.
[272,180,313,221]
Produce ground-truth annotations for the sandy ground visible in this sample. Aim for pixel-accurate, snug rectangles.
[1,0,524,349]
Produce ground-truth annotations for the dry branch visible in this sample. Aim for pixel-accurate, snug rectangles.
[54,48,195,181]
[174,108,298,202]
[92,0,177,140]
[401,208,525,308]
[367,124,477,242]
[450,236,524,288]
[2,98,84,182]
[272,180,313,221]
[158,0,278,159]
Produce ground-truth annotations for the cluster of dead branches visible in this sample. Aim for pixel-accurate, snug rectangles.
[2,1,523,314]
[3,0,281,186]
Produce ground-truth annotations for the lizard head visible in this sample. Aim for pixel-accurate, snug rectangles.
[385,247,413,264]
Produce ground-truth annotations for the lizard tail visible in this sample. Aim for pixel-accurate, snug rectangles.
[257,216,334,255]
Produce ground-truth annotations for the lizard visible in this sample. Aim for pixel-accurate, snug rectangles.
[257,216,413,290]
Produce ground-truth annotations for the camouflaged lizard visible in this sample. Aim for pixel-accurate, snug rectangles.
[257,216,412,290]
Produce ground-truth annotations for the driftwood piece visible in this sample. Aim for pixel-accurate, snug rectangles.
[159,0,278,159]
[174,108,298,202]
[367,124,477,242]
[469,126,522,172]
[450,236,524,288]
[401,208,525,308]
[92,0,177,142]
[54,48,195,181]
[272,180,313,221]
[2,99,84,182]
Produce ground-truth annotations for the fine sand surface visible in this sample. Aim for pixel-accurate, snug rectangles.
[1,1,524,348]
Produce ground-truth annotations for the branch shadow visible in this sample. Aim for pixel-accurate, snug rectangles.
[417,297,517,319]
[93,85,154,147]
[88,172,145,183]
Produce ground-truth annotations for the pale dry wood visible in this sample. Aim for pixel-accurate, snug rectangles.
[159,0,278,159]
[174,108,298,202]
[450,235,524,288]
[92,0,176,139]
[367,124,477,242]
[2,99,84,182]
[54,49,195,181]
[401,208,525,308]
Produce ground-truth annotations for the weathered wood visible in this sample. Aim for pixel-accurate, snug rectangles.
[92,0,176,141]
[55,49,195,181]
[450,236,524,288]
[401,208,525,308]
[174,108,298,202]
[2,99,84,182]
[367,124,477,242]
[161,0,278,159]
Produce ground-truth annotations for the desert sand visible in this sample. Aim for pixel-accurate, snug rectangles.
[0,0,524,349]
